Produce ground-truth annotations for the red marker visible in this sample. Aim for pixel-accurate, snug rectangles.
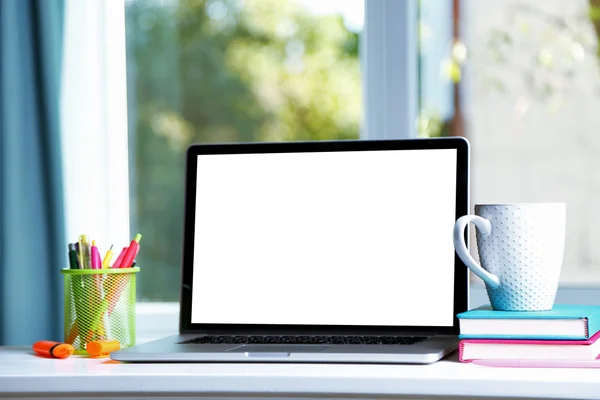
[120,234,142,268]
[111,247,128,268]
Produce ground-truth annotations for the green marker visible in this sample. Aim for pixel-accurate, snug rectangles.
[68,243,80,269]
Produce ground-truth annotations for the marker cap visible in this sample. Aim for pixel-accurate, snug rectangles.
[86,339,121,356]
[53,344,75,359]
[32,340,74,359]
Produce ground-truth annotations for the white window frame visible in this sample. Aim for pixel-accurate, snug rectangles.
[362,0,418,140]
[61,0,130,249]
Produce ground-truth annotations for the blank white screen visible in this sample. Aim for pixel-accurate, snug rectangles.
[191,149,457,327]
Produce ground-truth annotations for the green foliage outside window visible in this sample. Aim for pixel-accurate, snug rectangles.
[126,0,362,300]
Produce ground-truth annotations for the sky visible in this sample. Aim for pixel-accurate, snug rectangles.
[298,0,364,31]
[129,0,365,32]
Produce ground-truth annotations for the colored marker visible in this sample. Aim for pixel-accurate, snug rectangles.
[91,240,102,269]
[33,341,74,359]
[120,234,142,268]
[86,339,120,357]
[106,274,129,314]
[81,235,91,269]
[102,245,114,269]
[77,239,85,269]
[111,247,128,268]
[84,299,110,342]
[68,243,80,269]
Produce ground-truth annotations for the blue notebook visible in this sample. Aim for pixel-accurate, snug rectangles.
[457,304,600,340]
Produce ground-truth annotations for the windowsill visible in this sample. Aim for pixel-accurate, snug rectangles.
[556,268,600,286]
[2,348,594,399]
[136,285,600,343]
[136,302,179,344]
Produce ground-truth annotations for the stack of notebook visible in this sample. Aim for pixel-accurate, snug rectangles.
[457,304,600,362]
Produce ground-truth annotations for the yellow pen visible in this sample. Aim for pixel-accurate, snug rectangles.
[102,245,114,269]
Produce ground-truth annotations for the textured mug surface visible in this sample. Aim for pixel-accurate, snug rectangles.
[453,203,566,311]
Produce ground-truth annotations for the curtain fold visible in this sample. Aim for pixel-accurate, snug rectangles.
[0,0,66,345]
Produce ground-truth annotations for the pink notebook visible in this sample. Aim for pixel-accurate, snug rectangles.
[459,330,600,362]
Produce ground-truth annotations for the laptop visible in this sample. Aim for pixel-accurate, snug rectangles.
[112,137,470,364]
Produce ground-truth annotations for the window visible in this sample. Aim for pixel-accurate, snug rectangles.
[121,0,600,310]
[125,0,365,301]
[457,0,600,287]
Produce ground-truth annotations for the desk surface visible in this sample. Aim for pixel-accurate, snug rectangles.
[2,347,600,400]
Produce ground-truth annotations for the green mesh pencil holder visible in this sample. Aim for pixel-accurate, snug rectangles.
[61,267,139,354]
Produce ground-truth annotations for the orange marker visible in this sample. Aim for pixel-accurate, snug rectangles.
[86,339,120,356]
[33,341,74,359]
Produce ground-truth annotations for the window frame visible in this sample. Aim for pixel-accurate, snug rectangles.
[362,0,419,140]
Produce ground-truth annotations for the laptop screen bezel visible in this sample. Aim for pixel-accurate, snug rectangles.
[179,138,469,336]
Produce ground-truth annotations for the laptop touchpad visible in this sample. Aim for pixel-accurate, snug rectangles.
[228,345,331,353]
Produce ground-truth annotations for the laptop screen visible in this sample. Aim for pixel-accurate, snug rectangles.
[190,148,457,327]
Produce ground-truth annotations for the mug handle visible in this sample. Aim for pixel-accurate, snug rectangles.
[453,215,501,289]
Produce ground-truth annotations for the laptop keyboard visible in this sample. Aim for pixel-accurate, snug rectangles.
[180,335,426,345]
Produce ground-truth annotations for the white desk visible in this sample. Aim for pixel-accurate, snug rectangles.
[1,347,600,400]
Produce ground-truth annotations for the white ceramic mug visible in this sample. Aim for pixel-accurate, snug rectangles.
[453,203,566,311]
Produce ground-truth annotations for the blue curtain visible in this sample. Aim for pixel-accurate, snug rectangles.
[0,0,66,345]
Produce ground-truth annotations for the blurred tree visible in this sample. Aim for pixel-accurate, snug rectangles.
[126,0,362,300]
[464,1,600,109]
[417,0,600,138]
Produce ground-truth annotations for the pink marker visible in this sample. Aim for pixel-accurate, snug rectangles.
[111,247,128,268]
[91,240,102,269]
[472,359,600,368]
